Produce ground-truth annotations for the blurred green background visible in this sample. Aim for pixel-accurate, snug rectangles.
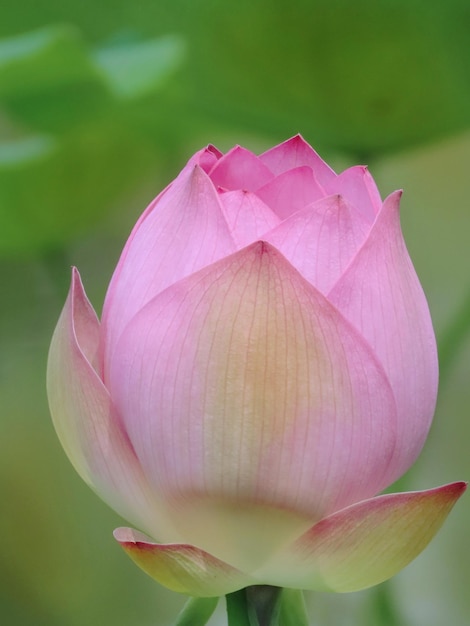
[1,1,469,624]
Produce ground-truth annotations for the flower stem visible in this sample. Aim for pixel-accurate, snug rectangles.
[175,596,219,626]
[246,586,283,625]
[226,586,283,626]
[278,589,309,626]
[226,589,251,626]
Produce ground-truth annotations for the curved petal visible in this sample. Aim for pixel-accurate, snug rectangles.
[109,242,398,566]
[324,166,382,222]
[264,194,370,293]
[328,191,438,485]
[208,146,274,191]
[188,144,223,173]
[47,269,178,542]
[114,527,253,597]
[218,190,280,248]
[259,135,336,185]
[255,166,326,220]
[256,482,466,592]
[101,164,237,374]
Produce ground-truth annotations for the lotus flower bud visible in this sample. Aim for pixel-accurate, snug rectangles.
[47,135,465,596]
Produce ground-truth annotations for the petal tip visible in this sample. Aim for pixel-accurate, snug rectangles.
[113,527,252,597]
[443,480,467,499]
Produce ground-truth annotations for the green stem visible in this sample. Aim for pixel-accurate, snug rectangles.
[226,589,252,626]
[175,596,218,626]
[246,586,282,625]
[226,586,283,626]
[278,589,309,626]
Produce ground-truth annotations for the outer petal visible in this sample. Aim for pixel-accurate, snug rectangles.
[259,134,336,185]
[264,194,371,294]
[328,191,438,485]
[114,528,253,597]
[109,242,398,570]
[255,482,466,592]
[255,166,327,220]
[218,190,281,248]
[324,166,382,222]
[101,164,237,374]
[47,269,178,542]
[208,146,274,191]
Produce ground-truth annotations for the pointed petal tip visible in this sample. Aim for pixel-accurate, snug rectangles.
[206,143,223,158]
[190,162,209,178]
[237,238,280,257]
[288,132,307,143]
[113,527,252,597]
[69,268,98,317]
[277,134,313,153]
[114,526,148,544]
[70,265,80,291]
[443,480,467,497]
[260,481,466,593]
[383,188,403,206]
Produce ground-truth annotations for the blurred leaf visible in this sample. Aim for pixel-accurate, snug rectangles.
[0,25,186,132]
[1,1,469,156]
[94,34,185,99]
[0,26,188,256]
[182,0,470,156]
[0,25,112,130]
[0,24,101,96]
[0,134,55,164]
[0,125,158,255]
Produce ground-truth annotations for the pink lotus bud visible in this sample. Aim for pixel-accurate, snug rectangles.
[47,136,465,596]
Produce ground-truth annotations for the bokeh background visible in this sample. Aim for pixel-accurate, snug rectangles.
[1,1,469,624]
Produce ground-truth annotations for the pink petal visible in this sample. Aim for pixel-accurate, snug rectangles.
[208,146,274,191]
[259,134,336,185]
[264,194,371,293]
[187,144,223,173]
[218,190,281,248]
[256,482,466,592]
[100,164,237,376]
[114,527,253,597]
[255,166,327,220]
[110,242,399,562]
[47,269,177,541]
[328,191,439,484]
[324,166,382,222]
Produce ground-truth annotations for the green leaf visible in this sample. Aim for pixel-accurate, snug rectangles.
[0,25,101,96]
[0,135,56,166]
[93,35,185,99]
[0,25,189,256]
[0,25,112,130]
[0,124,158,256]
[182,0,470,156]
[0,26,186,132]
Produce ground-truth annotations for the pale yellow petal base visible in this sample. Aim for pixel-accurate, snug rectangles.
[115,483,465,597]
